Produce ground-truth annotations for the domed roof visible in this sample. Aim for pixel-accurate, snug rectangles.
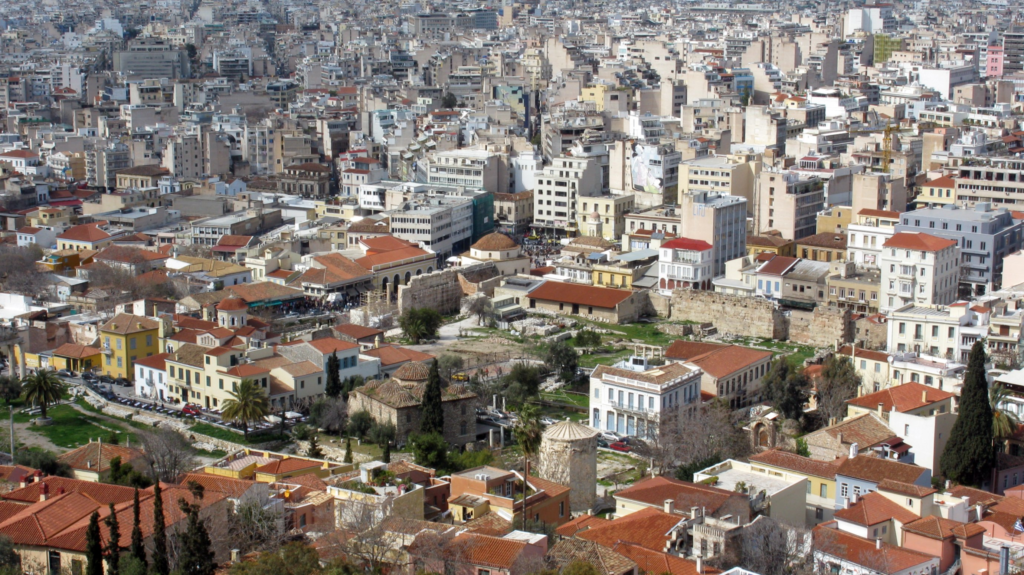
[216,297,248,311]
[471,232,518,251]
[393,361,431,382]
[543,420,600,441]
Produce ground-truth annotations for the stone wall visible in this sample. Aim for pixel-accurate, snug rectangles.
[787,306,852,348]
[538,435,597,513]
[398,262,497,315]
[647,291,672,318]
[670,291,783,339]
[348,390,476,447]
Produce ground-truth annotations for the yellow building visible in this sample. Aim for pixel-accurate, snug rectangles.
[816,206,854,234]
[919,175,956,208]
[51,343,102,374]
[98,314,162,378]
[747,233,795,257]
[580,85,610,111]
[748,449,840,526]
[577,195,635,241]
[27,206,76,229]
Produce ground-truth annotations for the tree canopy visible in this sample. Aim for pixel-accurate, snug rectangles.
[420,360,444,435]
[941,341,995,487]
[398,308,443,344]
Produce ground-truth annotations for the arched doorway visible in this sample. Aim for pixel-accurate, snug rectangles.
[404,271,412,284]
[381,276,389,295]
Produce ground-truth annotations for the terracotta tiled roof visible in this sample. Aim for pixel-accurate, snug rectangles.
[846,381,954,413]
[836,345,890,362]
[813,524,936,574]
[529,281,633,309]
[52,343,101,359]
[611,541,715,575]
[613,476,741,517]
[883,232,957,252]
[300,253,371,285]
[836,455,927,485]
[758,256,800,275]
[333,323,384,340]
[685,346,771,379]
[353,379,475,409]
[57,443,144,473]
[255,458,323,476]
[355,246,431,269]
[225,282,304,303]
[179,473,257,498]
[472,233,518,251]
[858,208,901,218]
[361,344,434,366]
[834,492,919,526]
[902,515,984,540]
[58,223,113,243]
[100,313,159,335]
[922,176,955,188]
[393,361,430,381]
[556,513,611,537]
[307,337,359,355]
[115,165,169,177]
[451,532,528,569]
[578,507,682,550]
[877,479,936,498]
[95,245,168,263]
[462,512,514,536]
[661,238,713,252]
[3,477,135,505]
[216,297,248,311]
[807,413,896,452]
[749,449,842,479]
[223,364,270,377]
[134,353,171,371]
[796,232,847,250]
[664,340,728,360]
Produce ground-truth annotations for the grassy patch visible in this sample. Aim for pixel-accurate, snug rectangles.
[726,337,818,369]
[195,448,228,458]
[20,404,135,449]
[579,349,631,368]
[540,389,589,409]
[189,422,281,445]
[579,321,677,347]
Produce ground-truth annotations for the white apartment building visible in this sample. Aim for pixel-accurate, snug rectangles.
[163,134,203,180]
[879,232,960,312]
[589,356,703,439]
[846,209,899,268]
[532,156,603,236]
[657,237,714,293]
[389,198,473,259]
[886,303,989,362]
[425,149,502,192]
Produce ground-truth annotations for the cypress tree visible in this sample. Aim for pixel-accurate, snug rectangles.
[86,511,104,575]
[177,484,215,575]
[151,482,169,575]
[420,359,444,435]
[383,441,391,463]
[940,341,996,486]
[104,503,120,575]
[325,352,342,398]
[343,436,352,463]
[130,488,146,567]
[306,434,323,459]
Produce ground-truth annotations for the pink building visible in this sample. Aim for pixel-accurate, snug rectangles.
[986,46,1004,78]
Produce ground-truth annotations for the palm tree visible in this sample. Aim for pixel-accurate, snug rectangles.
[22,369,64,419]
[221,378,270,440]
[990,383,1021,441]
[512,403,545,530]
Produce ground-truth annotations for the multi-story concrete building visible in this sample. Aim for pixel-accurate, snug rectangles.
[676,154,759,212]
[162,134,203,181]
[887,303,990,362]
[425,149,503,193]
[113,38,190,80]
[493,191,533,235]
[895,203,1023,296]
[953,157,1024,207]
[879,232,960,313]
[680,191,747,277]
[532,156,602,237]
[846,209,899,268]
[754,169,826,241]
[588,356,703,439]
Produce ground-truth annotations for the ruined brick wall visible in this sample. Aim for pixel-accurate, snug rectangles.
[787,307,852,348]
[670,290,783,339]
[398,263,497,315]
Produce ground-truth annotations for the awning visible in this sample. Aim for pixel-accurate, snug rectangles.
[346,287,359,297]
[778,298,817,311]
[285,411,303,419]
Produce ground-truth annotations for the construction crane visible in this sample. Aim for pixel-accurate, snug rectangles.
[881,121,895,174]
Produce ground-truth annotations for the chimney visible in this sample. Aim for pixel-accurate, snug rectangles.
[976,503,985,521]
[849,442,859,458]
[922,390,928,403]
[691,506,700,520]
[851,492,859,505]
[664,499,675,514]
[875,538,882,550]
[696,557,703,575]
[231,549,240,564]
[877,402,884,416]
[39,482,49,502]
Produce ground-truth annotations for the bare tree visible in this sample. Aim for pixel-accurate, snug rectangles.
[408,528,471,575]
[739,517,809,575]
[137,428,199,482]
[466,297,493,326]
[0,244,53,296]
[326,499,402,572]
[229,496,284,554]
[644,403,752,477]
[811,527,848,575]
[310,396,348,434]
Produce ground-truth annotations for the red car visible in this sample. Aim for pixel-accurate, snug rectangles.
[181,404,201,416]
[609,441,631,453]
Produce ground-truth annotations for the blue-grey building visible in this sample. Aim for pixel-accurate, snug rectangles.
[834,448,931,510]
[895,203,1023,296]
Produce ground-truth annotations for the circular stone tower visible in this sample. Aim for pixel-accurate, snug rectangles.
[538,420,599,513]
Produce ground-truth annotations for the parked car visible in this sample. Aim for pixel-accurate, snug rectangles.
[540,417,557,426]
[600,432,621,443]
[181,404,202,416]
[57,370,73,377]
[98,375,113,384]
[609,441,632,453]
[597,438,610,448]
[114,377,132,387]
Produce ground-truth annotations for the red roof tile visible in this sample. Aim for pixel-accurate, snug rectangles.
[528,282,632,309]
[846,382,954,413]
[884,232,957,252]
